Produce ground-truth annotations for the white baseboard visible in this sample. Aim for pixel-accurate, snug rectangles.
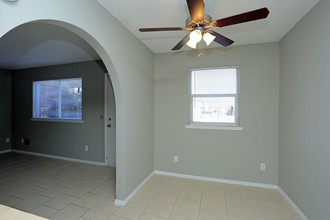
[278,187,309,220]
[154,170,278,189]
[12,149,106,166]
[114,171,154,206]
[0,149,11,154]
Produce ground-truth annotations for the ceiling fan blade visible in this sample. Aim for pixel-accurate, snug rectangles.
[172,34,190,51]
[208,30,234,47]
[186,0,204,21]
[139,27,183,32]
[214,7,269,28]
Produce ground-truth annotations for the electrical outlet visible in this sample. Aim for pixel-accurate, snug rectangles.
[260,163,266,171]
[174,155,178,163]
[21,138,25,144]
[24,139,30,145]
[5,138,10,143]
[85,145,88,151]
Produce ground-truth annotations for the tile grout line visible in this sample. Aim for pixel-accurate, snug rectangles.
[246,188,259,218]
[198,186,203,219]
[167,182,181,219]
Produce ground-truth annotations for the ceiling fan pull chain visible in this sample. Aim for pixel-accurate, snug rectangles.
[198,48,203,57]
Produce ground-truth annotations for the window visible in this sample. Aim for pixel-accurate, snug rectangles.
[33,78,82,120]
[188,67,240,126]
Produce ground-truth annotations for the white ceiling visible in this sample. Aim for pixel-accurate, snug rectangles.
[98,0,319,54]
[0,22,100,70]
[0,0,319,70]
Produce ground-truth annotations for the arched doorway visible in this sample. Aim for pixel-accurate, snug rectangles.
[0,19,124,201]
[2,1,155,203]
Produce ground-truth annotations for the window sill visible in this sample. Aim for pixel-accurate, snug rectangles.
[185,124,243,131]
[31,118,84,123]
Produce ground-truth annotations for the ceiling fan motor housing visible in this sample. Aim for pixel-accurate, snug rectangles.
[185,14,213,31]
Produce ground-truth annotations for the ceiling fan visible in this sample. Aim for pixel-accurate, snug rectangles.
[139,0,269,51]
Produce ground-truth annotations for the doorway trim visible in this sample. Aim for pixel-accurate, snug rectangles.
[104,73,108,165]
[104,72,116,167]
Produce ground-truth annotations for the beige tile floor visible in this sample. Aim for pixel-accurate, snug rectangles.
[0,153,301,220]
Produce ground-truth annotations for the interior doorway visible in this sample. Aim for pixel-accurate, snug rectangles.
[104,73,116,167]
[0,20,123,199]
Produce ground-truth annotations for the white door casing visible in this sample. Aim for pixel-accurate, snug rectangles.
[104,73,116,167]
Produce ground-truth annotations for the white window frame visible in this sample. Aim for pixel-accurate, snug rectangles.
[32,78,83,123]
[187,66,242,130]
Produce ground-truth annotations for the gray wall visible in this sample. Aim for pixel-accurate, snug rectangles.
[11,61,107,163]
[1,0,154,201]
[279,0,330,219]
[155,43,279,185]
[0,69,11,151]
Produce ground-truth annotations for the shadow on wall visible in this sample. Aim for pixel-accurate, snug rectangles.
[0,22,100,70]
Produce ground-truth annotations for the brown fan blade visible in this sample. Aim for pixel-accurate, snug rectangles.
[208,30,234,47]
[139,27,183,32]
[186,0,204,21]
[172,34,190,51]
[214,8,269,28]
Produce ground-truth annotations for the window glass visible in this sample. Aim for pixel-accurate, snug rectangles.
[61,79,82,119]
[33,78,82,120]
[38,80,59,118]
[189,67,239,125]
[193,97,236,123]
[191,68,237,94]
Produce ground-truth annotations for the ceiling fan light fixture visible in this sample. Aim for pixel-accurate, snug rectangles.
[139,0,270,52]
[186,29,202,49]
[189,29,202,43]
[203,32,216,46]
[186,39,197,49]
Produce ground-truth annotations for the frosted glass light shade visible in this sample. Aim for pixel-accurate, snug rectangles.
[186,30,202,49]
[203,32,216,46]
[189,30,202,43]
[186,39,197,49]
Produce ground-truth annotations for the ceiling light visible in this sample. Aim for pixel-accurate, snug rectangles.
[203,32,216,46]
[186,39,197,49]
[189,30,202,43]
[186,29,202,49]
